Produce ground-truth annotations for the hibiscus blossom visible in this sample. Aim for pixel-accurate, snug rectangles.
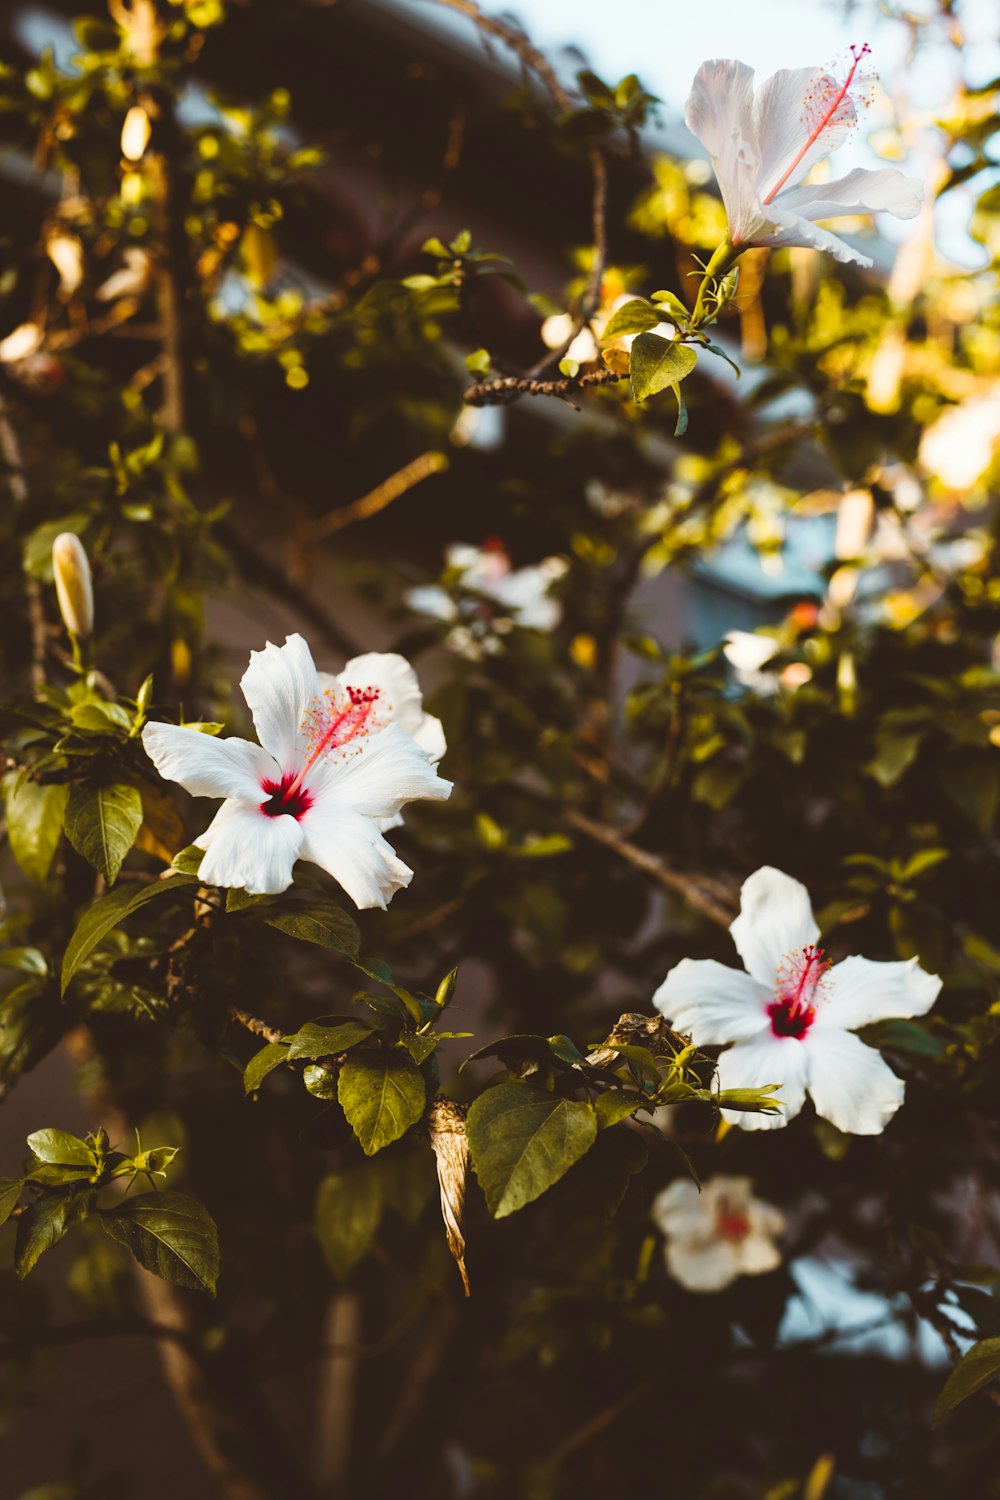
[406,540,567,659]
[652,1174,784,1293]
[653,866,941,1134]
[142,634,451,906]
[685,47,922,267]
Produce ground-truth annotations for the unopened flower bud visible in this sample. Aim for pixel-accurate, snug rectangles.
[52,532,94,640]
[120,104,151,162]
[428,1098,471,1297]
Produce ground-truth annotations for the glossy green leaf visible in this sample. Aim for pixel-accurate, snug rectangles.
[264,900,360,959]
[315,1167,383,1277]
[0,1177,23,1228]
[286,1017,378,1061]
[338,1051,426,1156]
[466,1084,597,1218]
[64,783,143,884]
[595,1090,644,1128]
[243,1041,289,1094]
[629,332,697,403]
[26,1129,97,1168]
[602,298,661,339]
[15,1191,92,1278]
[3,772,68,883]
[100,1190,219,1295]
[62,877,189,993]
[935,1337,1000,1421]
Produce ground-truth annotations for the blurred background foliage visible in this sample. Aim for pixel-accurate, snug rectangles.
[0,1,999,1497]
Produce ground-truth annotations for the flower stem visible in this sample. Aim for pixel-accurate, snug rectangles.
[690,239,739,329]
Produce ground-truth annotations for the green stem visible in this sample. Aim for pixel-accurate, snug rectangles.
[690,238,739,329]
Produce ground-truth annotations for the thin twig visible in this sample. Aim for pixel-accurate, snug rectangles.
[229,1007,284,1046]
[464,367,625,408]
[563,808,737,928]
[295,450,448,543]
[547,1379,651,1467]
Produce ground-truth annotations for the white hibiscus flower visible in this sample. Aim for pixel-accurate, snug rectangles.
[142,634,451,907]
[652,1174,784,1293]
[406,540,567,659]
[685,47,922,267]
[653,866,941,1135]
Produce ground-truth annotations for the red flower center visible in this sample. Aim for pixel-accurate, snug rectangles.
[716,1207,751,1243]
[260,773,313,820]
[768,943,830,1040]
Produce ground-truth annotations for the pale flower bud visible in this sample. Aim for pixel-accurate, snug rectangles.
[52,532,94,640]
[120,105,151,162]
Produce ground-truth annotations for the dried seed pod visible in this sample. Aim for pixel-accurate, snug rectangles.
[428,1097,471,1297]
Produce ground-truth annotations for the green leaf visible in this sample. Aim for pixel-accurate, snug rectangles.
[628,332,697,403]
[264,901,361,959]
[0,1177,23,1227]
[935,1337,1000,1421]
[875,1019,945,1057]
[0,979,63,1086]
[100,1191,219,1295]
[26,1129,97,1168]
[15,1192,92,1278]
[558,358,580,378]
[0,947,48,975]
[286,1018,378,1061]
[243,1041,289,1094]
[465,347,492,376]
[62,877,191,994]
[338,1051,426,1156]
[466,1083,597,1218]
[421,236,451,258]
[3,772,68,883]
[303,1063,339,1099]
[864,730,925,788]
[595,1090,644,1128]
[64,783,143,883]
[315,1167,384,1277]
[602,298,661,339]
[717,1084,784,1114]
[651,289,689,318]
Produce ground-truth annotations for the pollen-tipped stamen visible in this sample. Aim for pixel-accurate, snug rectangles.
[761,43,871,206]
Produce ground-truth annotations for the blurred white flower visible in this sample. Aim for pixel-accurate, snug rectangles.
[407,541,566,659]
[685,48,922,266]
[143,634,451,905]
[652,1174,784,1292]
[96,247,153,303]
[0,323,43,364]
[722,630,812,695]
[918,392,1000,491]
[654,866,941,1135]
[46,233,84,297]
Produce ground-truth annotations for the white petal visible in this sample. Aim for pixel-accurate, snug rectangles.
[684,60,764,246]
[666,1236,740,1293]
[754,67,854,201]
[723,630,779,673]
[822,954,941,1032]
[729,867,819,985]
[307,721,451,819]
[240,634,320,774]
[298,803,413,910]
[653,958,770,1044]
[748,1199,786,1239]
[756,206,874,266]
[405,585,458,624]
[803,1027,904,1135]
[142,722,276,801]
[716,1032,808,1131]
[778,167,923,222]
[195,800,303,895]
[328,653,447,764]
[737,1232,783,1276]
[651,1178,705,1236]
